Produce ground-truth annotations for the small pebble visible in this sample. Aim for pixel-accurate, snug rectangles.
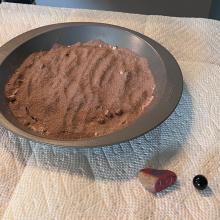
[29,124,47,134]
[8,95,16,102]
[112,45,118,50]
[115,109,123,116]
[29,125,37,132]
[119,71,124,75]
[138,168,177,193]
[12,88,18,95]
[38,126,47,134]
[30,115,38,122]
[121,120,127,125]
[17,79,23,85]
[94,132,99,136]
[105,110,113,118]
[193,175,208,190]
[97,118,105,124]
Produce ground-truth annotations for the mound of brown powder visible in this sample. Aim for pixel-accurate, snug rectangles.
[5,40,155,139]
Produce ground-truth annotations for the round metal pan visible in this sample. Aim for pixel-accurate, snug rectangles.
[0,23,183,147]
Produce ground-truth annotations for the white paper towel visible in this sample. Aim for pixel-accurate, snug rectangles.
[0,3,219,220]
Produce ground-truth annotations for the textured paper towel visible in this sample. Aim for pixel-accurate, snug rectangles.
[0,3,220,220]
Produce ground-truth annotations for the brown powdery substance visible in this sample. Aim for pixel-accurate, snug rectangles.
[5,40,155,139]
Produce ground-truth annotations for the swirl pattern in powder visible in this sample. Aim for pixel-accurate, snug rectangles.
[5,40,155,139]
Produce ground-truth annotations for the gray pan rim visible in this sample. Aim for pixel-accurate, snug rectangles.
[0,22,183,148]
